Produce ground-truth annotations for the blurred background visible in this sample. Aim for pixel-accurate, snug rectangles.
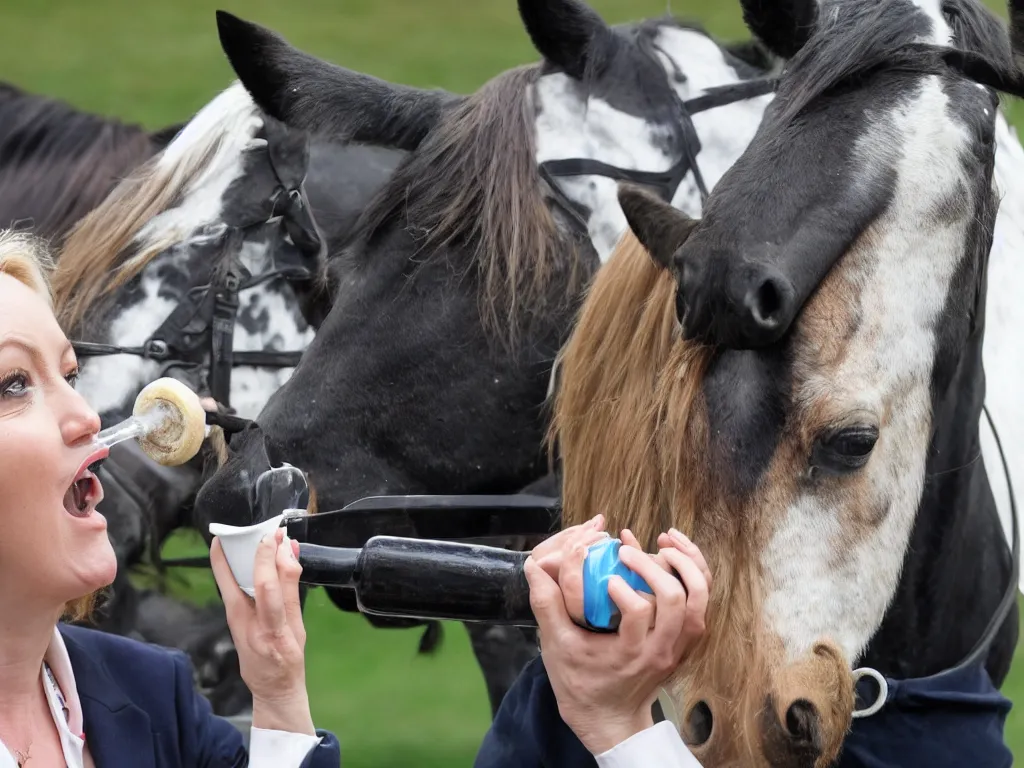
[1,0,1020,765]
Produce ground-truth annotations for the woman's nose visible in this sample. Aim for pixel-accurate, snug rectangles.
[60,386,102,447]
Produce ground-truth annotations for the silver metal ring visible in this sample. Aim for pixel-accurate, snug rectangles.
[851,667,888,718]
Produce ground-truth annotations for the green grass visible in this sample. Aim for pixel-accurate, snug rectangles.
[1,0,1020,763]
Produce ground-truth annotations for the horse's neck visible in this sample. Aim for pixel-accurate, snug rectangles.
[858,318,1018,685]
[300,225,585,507]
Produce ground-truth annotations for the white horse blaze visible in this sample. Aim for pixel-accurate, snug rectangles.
[761,78,976,664]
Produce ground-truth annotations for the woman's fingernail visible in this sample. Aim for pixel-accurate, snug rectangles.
[290,539,299,560]
[670,528,692,546]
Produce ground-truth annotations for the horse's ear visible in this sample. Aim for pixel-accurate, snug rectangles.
[618,184,697,271]
[517,0,613,81]
[739,0,819,60]
[215,10,460,151]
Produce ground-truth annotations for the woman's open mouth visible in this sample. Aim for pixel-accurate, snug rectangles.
[64,449,108,518]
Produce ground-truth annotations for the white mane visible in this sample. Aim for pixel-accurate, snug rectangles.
[133,81,264,258]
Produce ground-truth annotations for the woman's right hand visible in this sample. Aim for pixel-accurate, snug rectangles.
[211,528,316,736]
[525,524,711,756]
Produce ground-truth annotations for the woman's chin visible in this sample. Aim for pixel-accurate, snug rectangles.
[68,537,118,594]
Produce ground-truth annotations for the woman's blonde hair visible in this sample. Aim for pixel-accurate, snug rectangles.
[0,229,101,624]
[0,230,55,305]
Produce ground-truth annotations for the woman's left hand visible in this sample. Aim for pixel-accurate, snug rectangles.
[211,527,316,736]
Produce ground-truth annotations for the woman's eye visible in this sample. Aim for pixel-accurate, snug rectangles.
[0,371,30,399]
[65,369,79,389]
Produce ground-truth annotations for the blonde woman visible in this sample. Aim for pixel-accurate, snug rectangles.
[0,231,338,767]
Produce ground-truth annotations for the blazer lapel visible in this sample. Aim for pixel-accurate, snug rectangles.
[61,629,157,768]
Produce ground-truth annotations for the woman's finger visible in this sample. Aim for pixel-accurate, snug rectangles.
[536,526,610,584]
[667,529,712,591]
[525,556,581,650]
[253,529,288,632]
[556,536,596,621]
[607,571,655,648]
[531,526,581,562]
[621,529,665,570]
[620,528,644,551]
[659,548,709,641]
[532,515,605,559]
[619,545,686,648]
[278,536,305,641]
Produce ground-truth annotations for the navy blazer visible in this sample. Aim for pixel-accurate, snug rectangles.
[59,623,341,768]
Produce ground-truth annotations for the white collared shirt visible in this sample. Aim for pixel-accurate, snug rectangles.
[0,627,321,768]
[595,721,705,767]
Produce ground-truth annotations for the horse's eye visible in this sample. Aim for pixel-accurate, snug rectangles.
[810,426,879,475]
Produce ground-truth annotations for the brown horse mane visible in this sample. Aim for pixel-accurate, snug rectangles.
[353,64,590,348]
[549,229,714,547]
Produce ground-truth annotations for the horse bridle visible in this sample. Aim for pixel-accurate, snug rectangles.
[537,40,778,231]
[70,147,324,411]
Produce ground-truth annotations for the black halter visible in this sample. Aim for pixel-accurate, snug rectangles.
[71,149,324,410]
[537,54,777,232]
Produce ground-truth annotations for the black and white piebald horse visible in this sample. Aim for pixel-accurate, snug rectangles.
[552,0,1022,764]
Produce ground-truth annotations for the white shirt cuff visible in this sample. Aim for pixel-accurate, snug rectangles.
[595,720,704,768]
[247,726,323,767]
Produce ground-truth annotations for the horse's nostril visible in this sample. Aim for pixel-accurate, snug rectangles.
[732,264,797,347]
[760,694,825,765]
[744,271,791,329]
[751,277,782,324]
[685,700,713,745]
[785,699,821,747]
